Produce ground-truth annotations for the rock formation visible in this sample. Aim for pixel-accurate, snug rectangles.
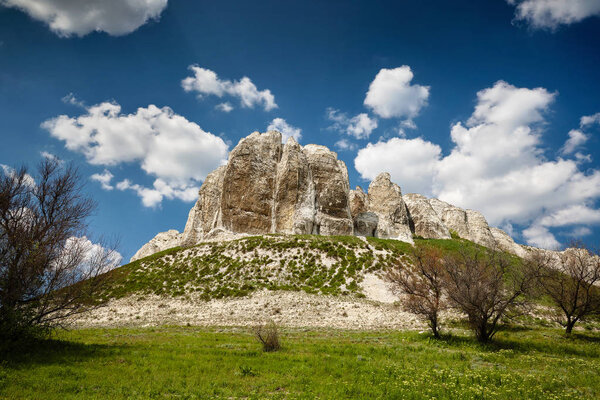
[131,230,182,262]
[131,130,531,262]
[367,173,413,243]
[403,194,450,239]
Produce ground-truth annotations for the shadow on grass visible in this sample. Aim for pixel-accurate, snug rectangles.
[424,327,600,359]
[0,336,125,368]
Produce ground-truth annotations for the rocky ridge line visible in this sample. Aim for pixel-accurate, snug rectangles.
[132,131,526,261]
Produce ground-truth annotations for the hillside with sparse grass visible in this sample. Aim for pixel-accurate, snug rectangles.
[92,234,515,303]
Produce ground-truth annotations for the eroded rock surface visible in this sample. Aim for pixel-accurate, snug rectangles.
[130,230,182,262]
[133,130,536,261]
[304,144,353,235]
[181,165,226,246]
[367,173,413,243]
[404,193,450,239]
[274,137,315,234]
[221,131,282,234]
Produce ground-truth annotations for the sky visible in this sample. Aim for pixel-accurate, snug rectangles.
[1,0,599,262]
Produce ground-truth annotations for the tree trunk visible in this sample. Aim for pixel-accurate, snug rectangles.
[431,318,441,339]
[565,320,575,335]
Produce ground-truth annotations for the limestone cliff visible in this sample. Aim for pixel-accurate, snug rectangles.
[131,130,529,262]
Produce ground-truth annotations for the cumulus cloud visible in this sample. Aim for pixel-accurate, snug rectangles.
[42,101,229,207]
[364,66,429,120]
[581,112,600,127]
[565,226,592,237]
[537,204,600,227]
[266,118,302,142]
[116,178,198,208]
[0,164,36,188]
[90,169,114,191]
[335,138,358,152]
[64,236,122,272]
[215,102,233,113]
[327,108,378,139]
[355,80,600,249]
[0,0,168,37]
[522,225,561,250]
[182,66,277,111]
[355,137,441,196]
[40,151,60,162]
[561,129,589,155]
[508,0,600,29]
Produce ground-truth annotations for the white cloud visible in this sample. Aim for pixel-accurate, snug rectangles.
[182,66,277,111]
[537,204,600,227]
[116,178,198,208]
[561,129,589,155]
[215,102,233,113]
[62,92,86,107]
[355,80,600,249]
[355,137,441,196]
[42,101,228,207]
[522,225,561,250]
[508,0,600,29]
[266,118,302,142]
[1,164,36,188]
[90,169,114,191]
[64,236,122,272]
[335,138,357,152]
[364,66,429,120]
[40,151,60,162]
[327,108,378,139]
[581,112,600,127]
[0,0,167,37]
[565,226,592,237]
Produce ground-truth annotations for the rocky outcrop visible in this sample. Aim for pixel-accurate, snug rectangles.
[274,137,315,234]
[465,210,496,248]
[490,227,527,258]
[354,212,379,237]
[221,131,282,234]
[133,130,538,261]
[349,187,368,218]
[304,145,353,236]
[130,230,182,262]
[367,173,413,243]
[404,194,450,239]
[181,165,226,246]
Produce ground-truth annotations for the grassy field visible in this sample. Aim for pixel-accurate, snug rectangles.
[1,326,599,399]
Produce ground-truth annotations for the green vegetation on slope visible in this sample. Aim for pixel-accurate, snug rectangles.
[92,235,521,302]
[1,326,599,399]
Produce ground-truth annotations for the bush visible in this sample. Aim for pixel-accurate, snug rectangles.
[254,320,281,352]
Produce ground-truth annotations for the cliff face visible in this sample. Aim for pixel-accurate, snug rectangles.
[131,131,524,261]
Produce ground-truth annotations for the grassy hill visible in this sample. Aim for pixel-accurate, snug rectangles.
[94,234,509,302]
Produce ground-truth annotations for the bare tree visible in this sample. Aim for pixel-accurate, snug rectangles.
[530,243,600,335]
[386,243,447,338]
[0,160,119,339]
[443,246,534,342]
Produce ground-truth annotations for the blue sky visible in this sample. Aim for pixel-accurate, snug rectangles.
[1,0,599,261]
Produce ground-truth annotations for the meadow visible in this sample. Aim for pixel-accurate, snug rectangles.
[1,325,599,399]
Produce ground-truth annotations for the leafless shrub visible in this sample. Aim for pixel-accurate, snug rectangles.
[529,243,600,334]
[0,159,119,339]
[386,243,447,338]
[254,319,280,352]
[443,246,535,342]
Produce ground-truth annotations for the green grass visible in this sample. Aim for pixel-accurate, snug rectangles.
[85,235,529,303]
[93,235,397,301]
[1,326,599,399]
